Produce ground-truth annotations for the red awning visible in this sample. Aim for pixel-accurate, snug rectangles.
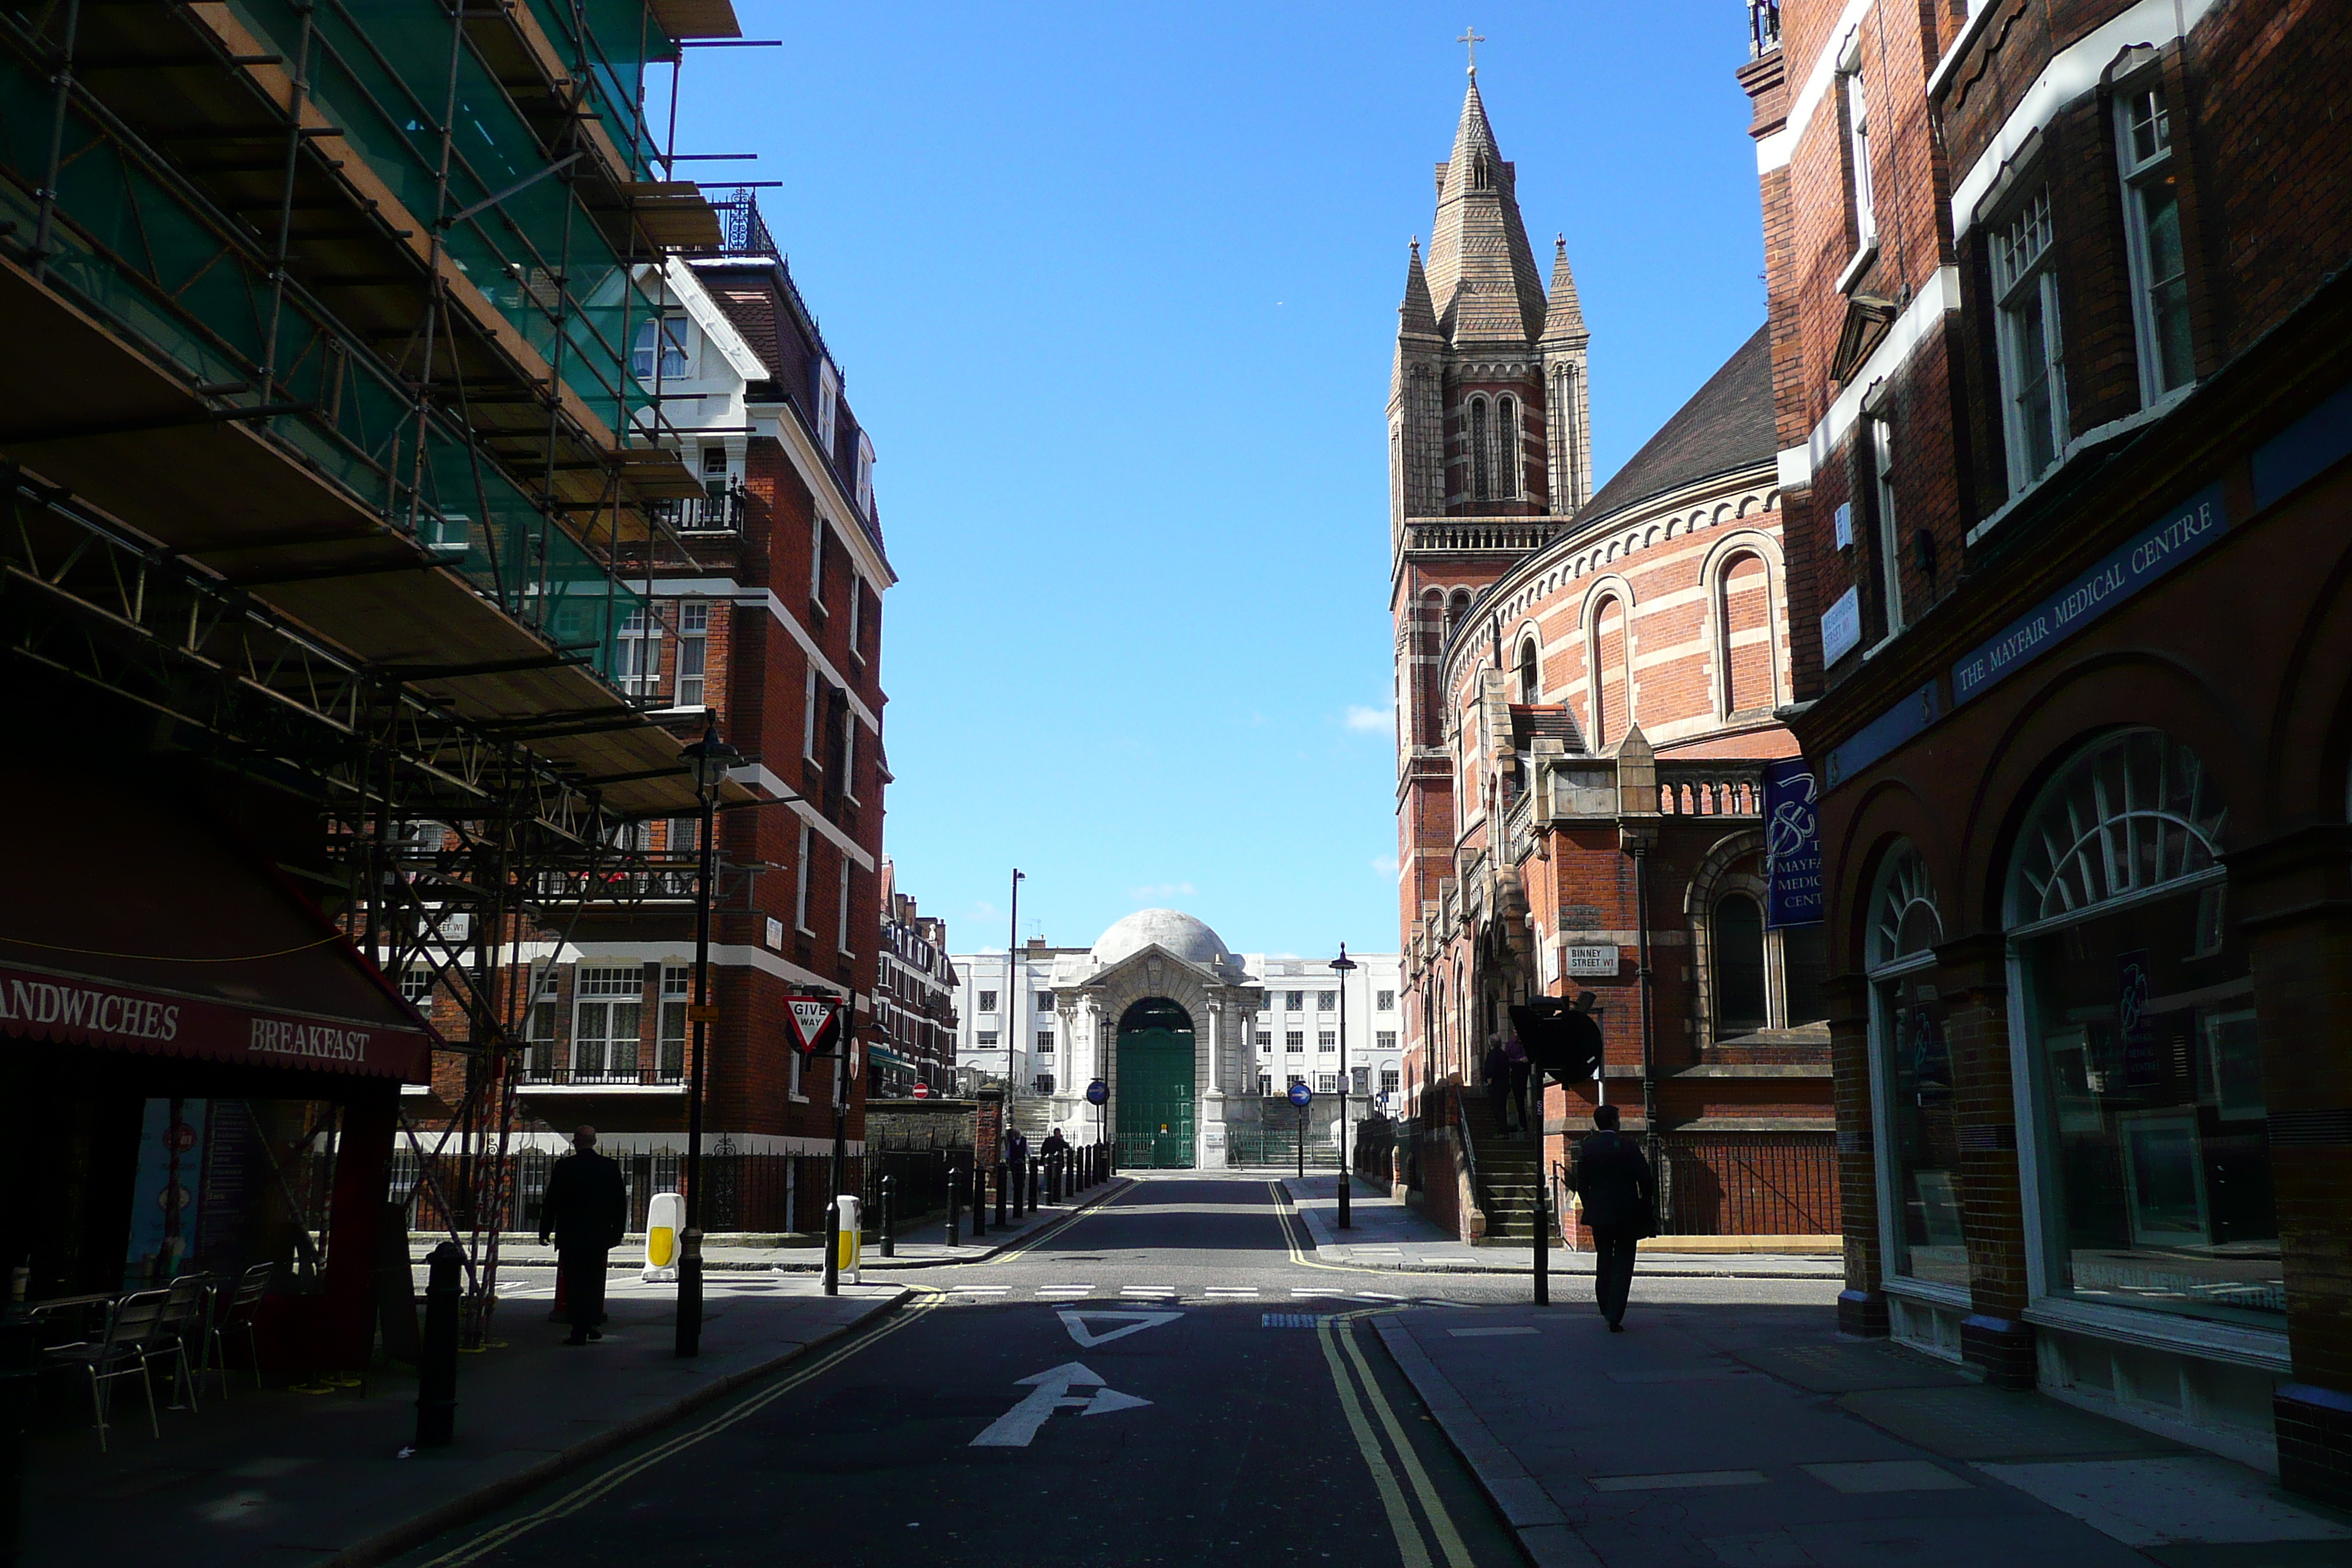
[0,763,434,1082]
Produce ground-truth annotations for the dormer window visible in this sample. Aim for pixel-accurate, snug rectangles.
[816,362,839,453]
[856,432,875,519]
[631,314,689,381]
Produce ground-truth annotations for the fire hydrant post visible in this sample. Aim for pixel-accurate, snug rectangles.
[415,1240,463,1448]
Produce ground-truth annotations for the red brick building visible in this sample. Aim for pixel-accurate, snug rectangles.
[1392,72,1833,1245]
[1747,0,2352,1499]
[405,204,895,1235]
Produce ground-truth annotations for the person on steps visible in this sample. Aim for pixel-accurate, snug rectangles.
[1482,1040,1510,1133]
[1572,1104,1656,1333]
[539,1126,628,1346]
[1504,1034,1533,1136]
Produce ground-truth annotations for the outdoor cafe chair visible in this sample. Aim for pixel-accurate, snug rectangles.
[44,1288,168,1452]
[152,1271,211,1411]
[208,1261,272,1395]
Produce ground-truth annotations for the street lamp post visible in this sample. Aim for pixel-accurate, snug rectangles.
[1331,945,1357,1230]
[676,717,739,1360]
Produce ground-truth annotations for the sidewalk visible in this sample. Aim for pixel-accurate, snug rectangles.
[1277,1175,1844,1279]
[407,1173,1133,1274]
[23,1277,905,1568]
[1376,1297,2352,1567]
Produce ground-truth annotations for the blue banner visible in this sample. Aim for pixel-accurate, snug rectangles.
[1763,758,1823,928]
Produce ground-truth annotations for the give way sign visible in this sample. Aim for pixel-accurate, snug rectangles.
[784,995,840,1056]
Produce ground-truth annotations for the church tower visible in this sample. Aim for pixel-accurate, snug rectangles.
[1390,64,1591,1009]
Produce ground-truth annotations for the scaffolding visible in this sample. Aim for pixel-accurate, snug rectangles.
[0,0,751,1344]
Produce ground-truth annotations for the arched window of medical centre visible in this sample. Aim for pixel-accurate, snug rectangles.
[1496,393,1520,500]
[1517,638,1540,704]
[1864,842,1964,1288]
[2005,728,2275,1324]
[1712,893,1768,1035]
[1469,397,1493,500]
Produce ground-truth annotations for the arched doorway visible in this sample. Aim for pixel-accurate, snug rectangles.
[1117,998,1194,1169]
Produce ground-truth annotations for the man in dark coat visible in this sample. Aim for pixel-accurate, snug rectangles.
[539,1126,628,1345]
[1482,1041,1510,1131]
[1571,1104,1656,1333]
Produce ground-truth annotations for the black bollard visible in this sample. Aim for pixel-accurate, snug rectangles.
[972,1164,987,1237]
[880,1175,896,1259]
[1029,1156,1041,1213]
[995,1162,1009,1227]
[945,1164,962,1248]
[821,1202,839,1297]
[678,1227,704,1354]
[415,1240,463,1447]
[1534,1166,1550,1307]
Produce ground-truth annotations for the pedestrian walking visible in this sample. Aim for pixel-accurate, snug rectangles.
[1571,1104,1656,1333]
[1504,1034,1532,1136]
[539,1125,628,1346]
[1481,1040,1509,1131]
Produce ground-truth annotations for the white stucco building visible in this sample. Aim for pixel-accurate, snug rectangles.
[953,911,1402,1168]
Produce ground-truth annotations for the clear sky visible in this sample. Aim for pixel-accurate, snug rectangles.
[671,3,1765,958]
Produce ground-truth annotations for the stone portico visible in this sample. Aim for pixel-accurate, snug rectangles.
[1046,910,1264,1167]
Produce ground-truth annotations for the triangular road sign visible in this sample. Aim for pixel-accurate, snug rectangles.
[1057,1309,1183,1348]
[784,996,838,1056]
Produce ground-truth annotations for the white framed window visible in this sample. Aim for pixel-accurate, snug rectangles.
[617,607,660,697]
[1381,1068,1400,1096]
[803,666,820,761]
[809,513,826,608]
[1376,990,1395,1011]
[1992,186,2065,492]
[399,967,433,1006]
[674,602,708,706]
[976,1030,999,1047]
[1317,1073,1338,1094]
[630,314,689,381]
[837,863,853,954]
[1285,990,1304,1011]
[843,717,857,804]
[1318,1030,1336,1052]
[572,966,643,1080]
[1035,1073,1056,1095]
[1285,1031,1304,1053]
[1035,991,1053,1011]
[526,966,561,1076]
[1036,1030,1054,1054]
[794,821,813,933]
[1843,67,1877,255]
[658,965,690,1081]
[816,361,838,452]
[848,579,864,662]
[1869,413,1902,634]
[1316,991,1335,1012]
[978,990,998,1011]
[1258,1033,1272,1054]
[855,432,875,519]
[2117,83,2191,403]
[1376,1030,1397,1051]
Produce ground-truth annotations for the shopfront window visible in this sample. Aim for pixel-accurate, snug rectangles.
[2008,728,2277,1322]
[1867,842,1965,1288]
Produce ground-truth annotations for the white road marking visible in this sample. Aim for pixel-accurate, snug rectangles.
[1119,1286,1176,1297]
[1448,1326,1538,1338]
[948,1285,1009,1294]
[969,1362,1150,1448]
[1035,1286,1095,1297]
[1352,1292,1403,1301]
[1058,1310,1183,1348]
[1201,1286,1259,1297]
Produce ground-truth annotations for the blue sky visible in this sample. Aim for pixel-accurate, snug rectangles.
[674,3,1765,957]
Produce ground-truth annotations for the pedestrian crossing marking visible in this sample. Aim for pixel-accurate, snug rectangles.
[1262,1313,1327,1328]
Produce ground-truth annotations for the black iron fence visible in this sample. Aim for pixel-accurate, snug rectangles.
[1651,1133,1836,1236]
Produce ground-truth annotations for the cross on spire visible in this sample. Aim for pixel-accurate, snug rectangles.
[1458,25,1485,75]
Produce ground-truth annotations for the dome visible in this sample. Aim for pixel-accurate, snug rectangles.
[1089,908,1235,971]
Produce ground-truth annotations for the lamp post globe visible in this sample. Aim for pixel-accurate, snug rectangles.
[1331,944,1357,1229]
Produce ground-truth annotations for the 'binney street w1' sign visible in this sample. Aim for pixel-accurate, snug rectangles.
[1950,482,2228,706]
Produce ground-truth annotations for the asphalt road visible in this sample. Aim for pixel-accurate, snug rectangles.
[395,1173,1837,1568]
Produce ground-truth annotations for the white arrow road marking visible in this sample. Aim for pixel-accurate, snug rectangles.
[968,1361,1152,1447]
[1057,1309,1183,1348]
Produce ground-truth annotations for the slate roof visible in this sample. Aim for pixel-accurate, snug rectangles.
[1582,325,1775,520]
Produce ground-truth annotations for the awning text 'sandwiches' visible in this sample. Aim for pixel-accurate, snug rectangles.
[0,962,429,1080]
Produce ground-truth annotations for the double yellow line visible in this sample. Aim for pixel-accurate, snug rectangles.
[1316,1308,1477,1568]
[414,1294,943,1567]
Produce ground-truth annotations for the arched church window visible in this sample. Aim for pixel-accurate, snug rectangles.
[1517,638,1539,704]
[1588,594,1626,748]
[1445,587,1471,641]
[1712,893,1768,1034]
[2005,729,2274,1322]
[1496,394,1520,500]
[1720,552,1774,715]
[1469,397,1492,500]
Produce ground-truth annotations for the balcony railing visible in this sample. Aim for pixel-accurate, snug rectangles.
[1404,519,1569,557]
[1656,761,1764,817]
[652,483,746,533]
[517,1052,685,1087]
[1749,0,1782,57]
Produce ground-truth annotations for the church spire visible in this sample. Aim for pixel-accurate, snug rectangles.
[1422,75,1548,345]
[1540,233,1587,343]
[1399,236,1439,337]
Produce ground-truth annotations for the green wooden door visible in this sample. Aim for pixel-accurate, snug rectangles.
[1117,1028,1195,1169]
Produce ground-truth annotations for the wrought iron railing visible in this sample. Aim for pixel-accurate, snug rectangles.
[1749,0,1782,57]
[652,484,746,532]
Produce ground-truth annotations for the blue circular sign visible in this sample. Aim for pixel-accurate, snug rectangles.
[1085,1079,1109,1106]
[1287,1081,1313,1108]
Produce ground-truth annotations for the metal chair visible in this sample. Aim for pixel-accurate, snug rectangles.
[207,1261,272,1395]
[152,1271,211,1411]
[44,1289,167,1452]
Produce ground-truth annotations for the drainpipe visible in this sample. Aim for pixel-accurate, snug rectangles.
[1615,726,1663,1212]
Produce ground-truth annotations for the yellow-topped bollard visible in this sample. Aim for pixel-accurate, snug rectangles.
[834,1194,862,1284]
[641,1191,683,1282]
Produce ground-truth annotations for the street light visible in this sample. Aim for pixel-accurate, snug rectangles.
[1331,943,1357,1230]
[676,715,739,1360]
